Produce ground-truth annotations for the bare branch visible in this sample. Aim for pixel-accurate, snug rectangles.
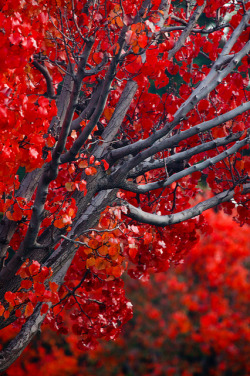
[0,303,50,372]
[32,60,56,98]
[105,137,250,193]
[122,188,240,227]
[70,81,104,132]
[94,80,138,159]
[127,132,243,179]
[109,102,250,178]
[162,23,231,34]
[83,53,108,76]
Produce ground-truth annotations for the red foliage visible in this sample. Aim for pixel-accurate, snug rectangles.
[1,210,249,375]
[0,0,249,370]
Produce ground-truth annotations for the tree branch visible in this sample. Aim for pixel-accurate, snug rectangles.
[122,186,248,227]
[0,303,50,372]
[109,102,250,179]
[105,136,249,193]
[60,26,128,164]
[168,1,207,60]
[32,60,56,98]
[127,132,243,178]
[162,23,231,34]
[93,80,138,159]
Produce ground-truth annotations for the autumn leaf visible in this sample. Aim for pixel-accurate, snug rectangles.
[24,302,34,317]
[20,280,33,290]
[49,281,58,293]
[40,303,49,315]
[138,34,148,48]
[65,182,76,191]
[85,167,97,176]
[103,107,115,120]
[0,304,5,316]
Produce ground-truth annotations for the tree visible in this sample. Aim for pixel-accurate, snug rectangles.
[0,0,249,370]
[1,210,249,376]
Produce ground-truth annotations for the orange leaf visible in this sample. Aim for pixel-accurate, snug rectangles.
[116,16,124,27]
[95,257,107,270]
[78,160,88,168]
[49,281,58,292]
[4,310,10,319]
[46,134,56,148]
[5,211,13,220]
[70,130,77,140]
[24,302,34,317]
[65,182,76,191]
[112,265,123,278]
[86,257,96,268]
[103,107,115,121]
[85,167,97,176]
[54,218,64,229]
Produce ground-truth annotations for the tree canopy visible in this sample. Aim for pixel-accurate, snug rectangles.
[0,0,249,370]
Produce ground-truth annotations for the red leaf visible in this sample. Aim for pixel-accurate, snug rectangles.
[89,155,95,164]
[34,282,46,296]
[4,291,16,306]
[138,34,148,48]
[144,232,153,245]
[101,160,109,171]
[29,261,41,276]
[21,280,33,290]
[40,303,49,315]
[0,304,5,316]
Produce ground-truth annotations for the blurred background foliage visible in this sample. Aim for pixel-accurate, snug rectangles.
[1,208,249,376]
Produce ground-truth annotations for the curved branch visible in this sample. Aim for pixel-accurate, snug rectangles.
[110,75,250,166]
[32,60,56,98]
[122,185,249,227]
[70,80,104,131]
[127,132,243,178]
[110,102,250,179]
[107,136,249,193]
[84,53,108,76]
[162,23,231,34]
